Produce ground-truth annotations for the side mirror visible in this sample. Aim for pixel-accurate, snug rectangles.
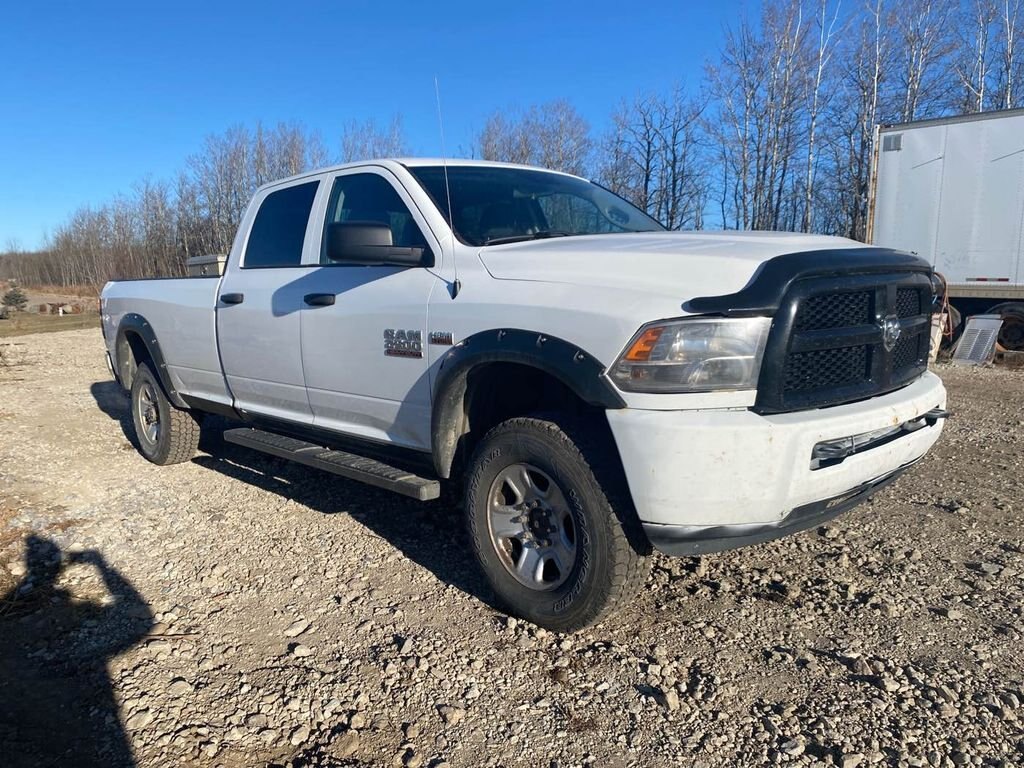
[325,222,429,267]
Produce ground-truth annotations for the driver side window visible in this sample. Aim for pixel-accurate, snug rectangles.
[321,173,426,263]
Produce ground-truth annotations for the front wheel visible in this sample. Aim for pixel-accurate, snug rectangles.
[130,362,201,465]
[465,416,651,632]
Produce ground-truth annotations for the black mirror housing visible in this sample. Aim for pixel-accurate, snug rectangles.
[325,221,430,267]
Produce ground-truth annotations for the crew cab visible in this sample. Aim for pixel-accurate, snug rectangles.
[100,159,948,631]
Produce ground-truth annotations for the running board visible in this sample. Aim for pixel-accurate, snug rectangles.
[222,428,441,501]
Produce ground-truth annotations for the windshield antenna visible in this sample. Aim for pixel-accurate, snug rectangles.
[434,76,460,299]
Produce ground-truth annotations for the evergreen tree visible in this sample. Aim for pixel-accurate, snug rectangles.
[2,284,28,312]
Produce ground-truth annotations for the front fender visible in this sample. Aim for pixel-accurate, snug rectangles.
[429,328,625,478]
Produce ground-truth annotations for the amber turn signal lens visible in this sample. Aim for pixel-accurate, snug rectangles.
[624,326,665,361]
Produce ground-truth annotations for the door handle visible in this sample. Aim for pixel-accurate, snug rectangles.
[220,292,244,305]
[303,293,336,306]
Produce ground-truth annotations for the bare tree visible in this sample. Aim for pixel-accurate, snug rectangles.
[802,0,843,232]
[599,88,708,229]
[827,7,874,239]
[706,0,811,231]
[993,0,1024,107]
[954,0,998,112]
[476,100,592,175]
[533,101,593,176]
[184,126,252,256]
[1,122,333,289]
[894,0,956,121]
[135,178,182,276]
[477,112,533,166]
[949,0,1024,111]
[600,96,659,209]
[706,19,761,229]
[339,117,408,163]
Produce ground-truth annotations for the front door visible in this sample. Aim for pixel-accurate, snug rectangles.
[299,169,442,450]
[217,179,320,424]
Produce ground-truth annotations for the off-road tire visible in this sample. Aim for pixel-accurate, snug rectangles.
[465,415,651,632]
[130,362,201,465]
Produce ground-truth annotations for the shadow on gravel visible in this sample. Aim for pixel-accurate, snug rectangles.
[90,380,136,445]
[0,535,154,767]
[192,426,501,614]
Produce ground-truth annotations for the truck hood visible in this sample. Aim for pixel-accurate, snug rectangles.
[478,231,865,301]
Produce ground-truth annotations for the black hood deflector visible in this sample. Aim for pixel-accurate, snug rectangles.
[686,248,932,316]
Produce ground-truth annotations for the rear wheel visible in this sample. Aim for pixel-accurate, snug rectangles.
[130,362,201,465]
[465,416,650,632]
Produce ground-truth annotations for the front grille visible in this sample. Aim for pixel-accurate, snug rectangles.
[793,291,871,331]
[891,331,923,371]
[756,273,933,413]
[896,288,921,317]
[783,346,870,392]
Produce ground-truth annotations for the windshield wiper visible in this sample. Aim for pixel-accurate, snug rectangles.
[484,230,576,246]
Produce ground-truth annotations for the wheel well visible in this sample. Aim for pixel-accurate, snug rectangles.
[448,362,606,477]
[116,330,153,389]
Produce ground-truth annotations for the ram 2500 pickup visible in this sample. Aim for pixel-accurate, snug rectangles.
[101,159,948,631]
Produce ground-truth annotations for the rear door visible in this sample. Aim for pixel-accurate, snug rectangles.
[217,179,320,423]
[298,168,442,450]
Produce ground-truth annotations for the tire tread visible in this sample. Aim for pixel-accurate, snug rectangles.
[131,363,201,465]
[160,404,202,465]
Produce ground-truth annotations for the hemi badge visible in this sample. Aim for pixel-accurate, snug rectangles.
[429,331,454,346]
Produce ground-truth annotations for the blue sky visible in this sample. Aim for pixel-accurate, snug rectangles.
[0,0,745,250]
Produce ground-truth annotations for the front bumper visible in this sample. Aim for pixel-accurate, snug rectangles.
[642,463,914,555]
[606,371,947,554]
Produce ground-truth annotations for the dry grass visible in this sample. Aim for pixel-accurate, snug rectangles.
[0,313,99,338]
[27,283,100,298]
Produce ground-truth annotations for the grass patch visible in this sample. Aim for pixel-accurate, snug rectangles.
[0,313,99,338]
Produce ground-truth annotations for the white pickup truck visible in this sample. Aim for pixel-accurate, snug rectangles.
[101,159,948,631]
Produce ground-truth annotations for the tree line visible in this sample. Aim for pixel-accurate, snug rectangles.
[1,0,1021,291]
[0,119,405,288]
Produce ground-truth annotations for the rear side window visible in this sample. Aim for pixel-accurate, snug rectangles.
[243,181,319,268]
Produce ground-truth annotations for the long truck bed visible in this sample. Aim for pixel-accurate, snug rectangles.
[100,276,230,407]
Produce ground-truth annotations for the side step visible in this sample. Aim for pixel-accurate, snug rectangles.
[223,428,441,501]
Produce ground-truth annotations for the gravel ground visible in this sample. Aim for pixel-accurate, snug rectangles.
[1,329,1022,768]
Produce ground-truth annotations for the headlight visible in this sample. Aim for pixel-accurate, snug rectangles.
[610,316,772,393]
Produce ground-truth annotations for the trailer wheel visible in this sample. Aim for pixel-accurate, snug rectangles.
[465,415,651,632]
[130,362,201,465]
[987,303,1024,351]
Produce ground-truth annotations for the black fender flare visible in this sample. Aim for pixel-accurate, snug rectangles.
[430,328,625,478]
[114,313,188,409]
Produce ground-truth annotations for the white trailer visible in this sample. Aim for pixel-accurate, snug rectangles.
[868,108,1024,350]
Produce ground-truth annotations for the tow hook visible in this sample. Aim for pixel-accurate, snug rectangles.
[922,408,951,427]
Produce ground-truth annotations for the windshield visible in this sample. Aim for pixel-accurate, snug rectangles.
[407,165,666,246]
